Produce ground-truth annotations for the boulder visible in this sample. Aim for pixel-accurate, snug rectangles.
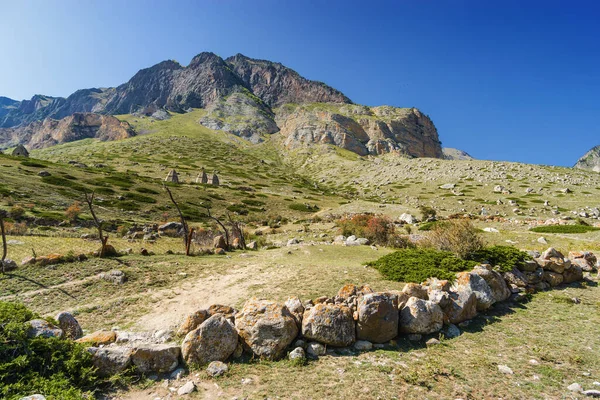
[131,344,181,373]
[181,314,238,365]
[563,265,583,283]
[442,291,478,324]
[247,241,258,250]
[354,340,373,351]
[88,346,132,377]
[471,265,511,303]
[541,247,564,260]
[99,269,127,285]
[207,304,237,319]
[27,319,64,339]
[356,292,398,343]
[535,257,569,274]
[568,251,597,270]
[19,396,45,400]
[427,289,451,308]
[213,235,227,249]
[571,257,594,272]
[402,283,428,300]
[399,297,443,335]
[503,268,528,288]
[177,309,209,337]
[158,221,183,233]
[302,303,355,347]
[452,271,495,311]
[399,213,417,224]
[542,271,564,287]
[55,311,83,339]
[235,298,298,360]
[284,297,304,329]
[76,330,116,345]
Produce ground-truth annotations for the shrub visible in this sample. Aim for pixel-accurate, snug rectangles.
[135,187,160,195]
[65,202,82,222]
[337,214,406,247]
[226,204,249,215]
[288,203,318,212]
[4,222,27,235]
[123,192,157,204]
[419,205,437,221]
[9,205,25,221]
[241,199,265,207]
[466,245,530,272]
[529,225,600,234]
[423,220,485,258]
[0,301,99,399]
[368,248,477,283]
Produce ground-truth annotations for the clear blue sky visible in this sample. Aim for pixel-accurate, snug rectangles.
[1,0,599,166]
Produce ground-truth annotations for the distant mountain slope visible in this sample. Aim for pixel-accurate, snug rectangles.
[443,147,474,160]
[574,145,600,172]
[0,113,134,150]
[0,52,349,128]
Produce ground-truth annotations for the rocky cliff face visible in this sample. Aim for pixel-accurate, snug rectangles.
[443,148,474,160]
[275,103,443,158]
[0,113,134,150]
[574,146,600,172]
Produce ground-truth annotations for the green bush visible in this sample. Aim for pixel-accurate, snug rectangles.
[20,160,47,168]
[288,203,318,212]
[123,192,157,204]
[135,187,160,195]
[529,225,600,234]
[0,302,98,399]
[227,204,249,215]
[241,199,265,207]
[368,248,477,283]
[466,245,530,272]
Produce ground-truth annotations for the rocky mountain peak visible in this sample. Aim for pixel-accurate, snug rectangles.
[574,145,600,172]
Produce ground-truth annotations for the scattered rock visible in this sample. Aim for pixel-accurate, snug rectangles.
[353,340,373,351]
[497,364,513,374]
[177,381,196,395]
[181,314,238,365]
[19,395,46,400]
[306,342,326,357]
[213,235,227,249]
[206,361,228,377]
[76,330,116,345]
[426,338,440,346]
[568,383,583,393]
[88,346,132,377]
[443,323,461,338]
[99,269,126,285]
[289,346,306,361]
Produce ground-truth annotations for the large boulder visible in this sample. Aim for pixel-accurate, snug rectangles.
[471,266,511,303]
[563,264,584,283]
[302,303,355,347]
[235,298,298,360]
[131,344,181,373]
[399,297,443,335]
[55,311,83,340]
[442,291,478,324]
[181,314,238,365]
[27,319,64,339]
[542,271,564,287]
[88,346,132,377]
[356,293,398,343]
[452,271,495,311]
[177,309,209,337]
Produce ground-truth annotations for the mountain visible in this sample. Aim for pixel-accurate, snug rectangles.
[443,147,474,160]
[0,113,134,150]
[574,145,600,172]
[0,51,444,159]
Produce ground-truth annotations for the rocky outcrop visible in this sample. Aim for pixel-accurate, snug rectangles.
[0,113,134,149]
[574,145,600,172]
[199,91,278,143]
[225,53,351,107]
[275,103,443,158]
[443,147,474,160]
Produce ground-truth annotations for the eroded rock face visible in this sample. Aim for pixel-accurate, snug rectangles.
[399,297,443,335]
[234,298,298,360]
[302,303,355,347]
[275,104,443,158]
[356,293,398,343]
[575,145,600,172]
[181,315,238,365]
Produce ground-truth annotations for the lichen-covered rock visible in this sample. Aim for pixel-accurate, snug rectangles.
[284,297,304,329]
[207,304,236,319]
[356,293,398,343]
[442,291,478,325]
[131,344,180,373]
[542,271,564,287]
[206,361,228,377]
[402,283,428,300]
[234,298,298,360]
[568,251,597,270]
[181,314,238,365]
[471,265,511,303]
[88,346,132,377]
[76,330,116,345]
[452,271,495,311]
[302,303,355,347]
[536,257,569,274]
[27,319,64,339]
[55,311,83,340]
[570,258,594,272]
[563,265,584,283]
[399,297,443,335]
[541,247,564,260]
[177,309,209,337]
[503,268,528,288]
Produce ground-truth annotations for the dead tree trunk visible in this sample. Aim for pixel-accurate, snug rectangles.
[0,211,7,274]
[227,213,246,250]
[204,206,229,250]
[84,192,109,257]
[164,184,192,256]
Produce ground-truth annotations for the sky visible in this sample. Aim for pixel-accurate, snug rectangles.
[1,0,599,166]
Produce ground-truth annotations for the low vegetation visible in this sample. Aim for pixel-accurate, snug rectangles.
[337,213,408,247]
[530,225,600,234]
[422,219,485,258]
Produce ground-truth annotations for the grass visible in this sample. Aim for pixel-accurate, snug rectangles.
[530,225,600,234]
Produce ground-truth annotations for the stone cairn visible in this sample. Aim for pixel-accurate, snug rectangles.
[195,168,219,186]
[35,247,592,378]
[12,144,29,157]
[164,169,179,183]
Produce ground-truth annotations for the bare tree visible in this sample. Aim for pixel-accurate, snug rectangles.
[84,192,109,258]
[0,210,7,273]
[203,206,229,250]
[163,184,194,256]
[227,213,246,250]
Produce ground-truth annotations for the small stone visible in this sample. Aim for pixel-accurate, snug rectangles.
[170,367,186,380]
[289,347,306,361]
[528,359,539,365]
[426,338,440,346]
[568,383,583,393]
[306,342,326,357]
[443,324,461,339]
[537,237,548,244]
[206,361,228,377]
[353,340,373,351]
[20,395,46,400]
[583,390,600,397]
[497,364,513,374]
[177,381,196,395]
